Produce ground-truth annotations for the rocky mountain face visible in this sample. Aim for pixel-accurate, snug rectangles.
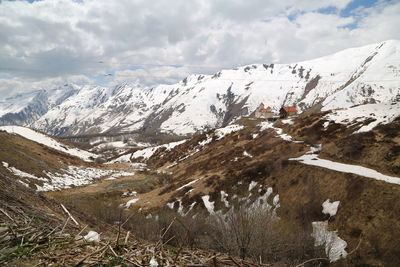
[0,85,80,128]
[1,40,399,137]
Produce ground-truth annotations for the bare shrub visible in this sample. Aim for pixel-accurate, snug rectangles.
[207,204,275,260]
[58,193,325,265]
[206,204,325,264]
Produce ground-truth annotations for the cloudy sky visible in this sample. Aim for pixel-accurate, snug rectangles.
[0,0,399,96]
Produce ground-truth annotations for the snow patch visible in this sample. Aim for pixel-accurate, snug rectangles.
[2,162,47,182]
[258,122,294,142]
[324,103,400,133]
[312,221,347,262]
[40,166,117,191]
[176,179,199,191]
[198,135,213,147]
[322,199,340,217]
[248,181,258,191]
[201,195,215,214]
[220,191,230,208]
[132,140,187,160]
[214,124,244,140]
[149,257,158,267]
[125,198,139,208]
[243,151,253,158]
[281,119,294,125]
[290,153,400,185]
[84,231,100,243]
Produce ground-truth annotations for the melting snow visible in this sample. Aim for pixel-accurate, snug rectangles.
[322,199,340,217]
[198,135,213,147]
[258,121,274,131]
[243,151,253,158]
[176,179,199,191]
[220,191,230,208]
[281,119,294,125]
[324,103,400,133]
[84,231,100,243]
[110,140,186,163]
[2,161,133,191]
[40,167,114,191]
[18,180,29,188]
[132,140,186,161]
[125,198,139,208]
[214,124,244,140]
[312,221,347,262]
[201,195,215,214]
[273,194,280,206]
[149,257,159,267]
[290,153,400,185]
[258,122,294,142]
[2,162,47,182]
[248,181,258,191]
[122,191,137,197]
[312,200,347,262]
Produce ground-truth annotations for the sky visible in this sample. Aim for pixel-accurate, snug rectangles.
[0,0,399,97]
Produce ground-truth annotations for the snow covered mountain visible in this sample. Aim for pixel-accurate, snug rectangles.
[1,40,399,137]
[0,84,80,128]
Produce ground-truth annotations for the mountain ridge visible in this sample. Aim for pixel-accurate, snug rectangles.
[1,40,399,137]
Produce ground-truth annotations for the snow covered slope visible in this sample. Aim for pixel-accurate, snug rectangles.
[1,40,399,136]
[0,85,80,127]
[0,126,96,161]
[324,102,400,133]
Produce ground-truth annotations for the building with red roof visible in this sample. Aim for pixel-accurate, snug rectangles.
[279,106,297,118]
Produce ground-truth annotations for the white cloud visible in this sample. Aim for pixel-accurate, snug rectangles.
[113,66,191,87]
[0,0,399,95]
[0,75,94,97]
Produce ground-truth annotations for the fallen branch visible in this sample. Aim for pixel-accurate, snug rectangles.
[0,208,17,224]
[60,204,79,226]
[295,257,329,267]
[74,243,109,266]
[124,231,130,245]
[348,235,362,256]
[228,256,242,267]
[77,224,88,236]
[60,217,70,234]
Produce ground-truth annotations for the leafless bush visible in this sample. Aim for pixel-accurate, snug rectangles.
[206,204,324,264]
[207,204,275,260]
[59,193,325,265]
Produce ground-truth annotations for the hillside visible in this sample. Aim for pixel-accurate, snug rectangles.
[58,102,399,266]
[0,39,399,265]
[0,40,399,137]
[0,126,139,191]
[0,167,247,266]
[0,100,399,265]
[0,127,260,266]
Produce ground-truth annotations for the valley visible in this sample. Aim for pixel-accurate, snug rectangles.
[0,41,400,266]
[1,100,399,265]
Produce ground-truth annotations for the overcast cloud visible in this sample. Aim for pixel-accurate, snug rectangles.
[0,0,399,96]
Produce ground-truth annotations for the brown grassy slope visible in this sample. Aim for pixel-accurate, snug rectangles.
[0,131,99,190]
[140,117,400,266]
[287,113,400,176]
[0,172,266,266]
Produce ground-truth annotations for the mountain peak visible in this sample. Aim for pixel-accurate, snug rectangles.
[1,41,399,136]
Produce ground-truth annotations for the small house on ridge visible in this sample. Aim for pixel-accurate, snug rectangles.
[255,103,274,119]
[279,106,297,118]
